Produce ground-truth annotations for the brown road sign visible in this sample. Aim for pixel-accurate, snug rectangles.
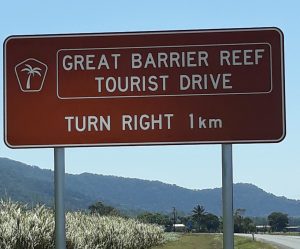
[4,28,285,148]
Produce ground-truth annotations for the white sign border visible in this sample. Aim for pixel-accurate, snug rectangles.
[3,27,286,148]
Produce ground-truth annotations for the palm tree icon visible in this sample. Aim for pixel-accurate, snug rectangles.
[21,64,42,89]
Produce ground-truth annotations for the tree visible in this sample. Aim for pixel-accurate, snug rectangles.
[88,201,119,216]
[234,209,245,233]
[192,204,207,232]
[204,213,220,232]
[137,212,172,226]
[243,217,256,233]
[268,212,289,232]
[234,209,255,233]
[21,64,42,89]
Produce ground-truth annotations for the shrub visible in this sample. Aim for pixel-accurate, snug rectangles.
[0,199,164,249]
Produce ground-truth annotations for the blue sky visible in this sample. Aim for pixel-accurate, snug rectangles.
[1,1,300,200]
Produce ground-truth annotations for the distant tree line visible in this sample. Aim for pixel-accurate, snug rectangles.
[88,201,293,233]
[137,204,221,233]
[137,205,292,233]
[252,212,290,232]
[88,201,121,216]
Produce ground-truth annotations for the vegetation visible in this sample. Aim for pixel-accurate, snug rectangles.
[288,216,300,226]
[88,201,120,216]
[137,204,221,233]
[138,204,258,234]
[267,212,289,232]
[2,158,300,217]
[1,196,290,249]
[137,212,172,226]
[138,204,293,235]
[191,204,207,232]
[1,198,287,249]
[152,234,220,249]
[152,234,277,249]
[204,213,221,232]
[234,236,277,249]
[234,209,256,233]
[0,199,165,249]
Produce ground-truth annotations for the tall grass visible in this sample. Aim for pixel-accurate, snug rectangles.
[0,199,164,249]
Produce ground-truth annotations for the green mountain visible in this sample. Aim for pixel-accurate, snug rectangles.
[1,157,300,217]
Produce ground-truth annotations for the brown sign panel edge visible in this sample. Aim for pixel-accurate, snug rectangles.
[3,27,286,148]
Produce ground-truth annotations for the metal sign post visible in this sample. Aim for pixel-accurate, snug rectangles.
[222,144,234,249]
[54,148,66,249]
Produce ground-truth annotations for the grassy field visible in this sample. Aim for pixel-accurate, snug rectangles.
[152,234,278,249]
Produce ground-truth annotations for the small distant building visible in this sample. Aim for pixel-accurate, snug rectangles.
[286,226,300,232]
[256,225,300,233]
[173,224,186,232]
[256,225,271,233]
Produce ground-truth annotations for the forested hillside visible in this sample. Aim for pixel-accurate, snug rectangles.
[1,157,300,216]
